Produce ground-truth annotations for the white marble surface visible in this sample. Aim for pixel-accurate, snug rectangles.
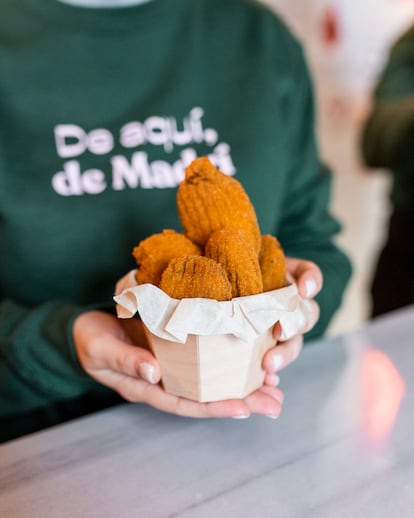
[1,306,414,517]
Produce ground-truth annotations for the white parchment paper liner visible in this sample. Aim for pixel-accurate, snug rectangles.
[114,270,313,343]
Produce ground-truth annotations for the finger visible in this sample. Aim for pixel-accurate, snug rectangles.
[147,385,284,419]
[86,336,161,384]
[262,334,303,372]
[110,375,252,418]
[286,257,323,299]
[103,369,285,419]
[264,372,280,387]
[150,386,252,419]
[258,385,284,404]
[244,388,283,418]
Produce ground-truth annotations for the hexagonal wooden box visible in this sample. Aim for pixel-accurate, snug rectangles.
[145,327,275,402]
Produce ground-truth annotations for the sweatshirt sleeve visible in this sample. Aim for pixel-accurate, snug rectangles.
[278,45,352,340]
[0,298,107,418]
[361,32,414,169]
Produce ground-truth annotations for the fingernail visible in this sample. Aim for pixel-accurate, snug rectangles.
[139,362,156,384]
[274,374,280,387]
[232,414,250,419]
[272,354,284,371]
[305,278,317,298]
[266,415,279,420]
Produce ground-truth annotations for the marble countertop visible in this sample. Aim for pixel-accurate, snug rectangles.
[1,306,414,517]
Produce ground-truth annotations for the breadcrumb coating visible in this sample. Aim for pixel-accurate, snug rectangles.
[177,157,261,252]
[132,229,201,286]
[205,228,263,297]
[259,234,288,291]
[159,256,233,300]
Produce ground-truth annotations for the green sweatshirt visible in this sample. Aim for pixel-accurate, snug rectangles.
[0,0,351,436]
[361,25,414,211]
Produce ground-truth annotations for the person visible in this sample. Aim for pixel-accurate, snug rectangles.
[0,0,352,443]
[361,24,414,318]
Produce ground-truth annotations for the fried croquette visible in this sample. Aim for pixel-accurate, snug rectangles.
[259,234,288,291]
[176,157,261,252]
[205,228,263,298]
[159,256,233,300]
[132,229,201,286]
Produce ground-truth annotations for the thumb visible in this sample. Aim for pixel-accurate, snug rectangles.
[286,258,323,299]
[89,336,161,385]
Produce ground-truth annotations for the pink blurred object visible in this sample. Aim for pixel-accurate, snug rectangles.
[360,347,406,444]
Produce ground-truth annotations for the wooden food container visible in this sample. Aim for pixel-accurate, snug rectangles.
[145,327,275,402]
[114,270,310,403]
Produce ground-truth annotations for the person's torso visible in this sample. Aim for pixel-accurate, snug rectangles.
[0,0,300,306]
[375,26,414,211]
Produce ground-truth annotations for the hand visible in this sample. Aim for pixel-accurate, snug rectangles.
[73,310,284,419]
[262,257,322,384]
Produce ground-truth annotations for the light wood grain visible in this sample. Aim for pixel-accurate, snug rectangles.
[147,327,276,402]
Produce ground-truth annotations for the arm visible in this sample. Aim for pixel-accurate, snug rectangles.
[362,30,414,169]
[362,97,414,169]
[0,298,108,418]
[278,45,352,340]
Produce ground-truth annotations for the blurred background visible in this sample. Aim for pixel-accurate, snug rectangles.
[262,0,414,335]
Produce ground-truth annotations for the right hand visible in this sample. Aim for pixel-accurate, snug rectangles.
[73,310,284,419]
[262,256,323,385]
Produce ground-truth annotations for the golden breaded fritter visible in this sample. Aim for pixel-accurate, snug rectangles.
[205,228,263,298]
[132,229,201,286]
[259,234,288,291]
[176,157,261,252]
[159,256,233,300]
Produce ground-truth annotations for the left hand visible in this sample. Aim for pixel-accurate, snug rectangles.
[74,311,284,419]
[262,257,322,386]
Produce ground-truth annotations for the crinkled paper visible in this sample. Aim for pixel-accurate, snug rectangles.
[114,270,313,343]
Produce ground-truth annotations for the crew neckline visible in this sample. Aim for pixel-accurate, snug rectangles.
[22,0,186,32]
[57,0,153,8]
